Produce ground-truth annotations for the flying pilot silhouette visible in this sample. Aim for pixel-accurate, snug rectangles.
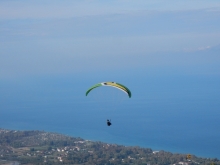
[107,119,112,126]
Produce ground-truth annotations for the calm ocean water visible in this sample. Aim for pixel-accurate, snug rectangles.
[1,98,220,159]
[1,75,220,159]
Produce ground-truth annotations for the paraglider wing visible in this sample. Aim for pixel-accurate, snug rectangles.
[85,83,102,96]
[86,82,131,98]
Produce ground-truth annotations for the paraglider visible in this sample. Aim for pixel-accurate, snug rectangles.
[86,82,131,126]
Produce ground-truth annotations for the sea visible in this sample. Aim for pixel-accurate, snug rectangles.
[0,74,220,159]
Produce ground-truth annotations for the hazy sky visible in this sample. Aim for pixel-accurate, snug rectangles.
[0,0,220,79]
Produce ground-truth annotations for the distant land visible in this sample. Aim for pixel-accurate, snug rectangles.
[0,128,219,165]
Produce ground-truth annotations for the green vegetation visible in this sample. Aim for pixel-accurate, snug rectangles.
[0,128,219,165]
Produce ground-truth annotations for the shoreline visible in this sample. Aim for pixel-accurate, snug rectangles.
[1,127,219,159]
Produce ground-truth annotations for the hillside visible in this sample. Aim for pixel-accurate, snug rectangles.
[0,128,219,165]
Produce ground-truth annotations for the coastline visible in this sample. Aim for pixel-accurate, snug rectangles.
[1,126,219,159]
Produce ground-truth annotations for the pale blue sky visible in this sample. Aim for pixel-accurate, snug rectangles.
[1,0,220,79]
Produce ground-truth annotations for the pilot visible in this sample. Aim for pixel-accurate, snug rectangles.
[107,119,112,126]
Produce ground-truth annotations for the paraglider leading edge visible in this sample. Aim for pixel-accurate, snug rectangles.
[85,82,131,98]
